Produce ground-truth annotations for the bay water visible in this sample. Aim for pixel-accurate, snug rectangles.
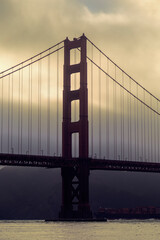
[0,220,160,240]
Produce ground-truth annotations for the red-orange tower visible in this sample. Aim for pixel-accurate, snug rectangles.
[60,34,92,219]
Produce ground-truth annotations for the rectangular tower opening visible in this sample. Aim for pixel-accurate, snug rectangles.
[70,49,81,65]
[70,72,80,91]
[71,100,79,122]
[72,132,79,158]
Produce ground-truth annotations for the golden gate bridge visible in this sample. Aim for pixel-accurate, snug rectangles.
[0,34,160,219]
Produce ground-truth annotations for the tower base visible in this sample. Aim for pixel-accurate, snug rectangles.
[59,159,92,219]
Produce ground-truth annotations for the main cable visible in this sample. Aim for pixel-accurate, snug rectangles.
[86,37,160,103]
[86,54,160,116]
[0,46,64,80]
[0,40,64,76]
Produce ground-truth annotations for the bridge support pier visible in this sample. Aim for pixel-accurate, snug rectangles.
[60,159,92,219]
[59,34,92,219]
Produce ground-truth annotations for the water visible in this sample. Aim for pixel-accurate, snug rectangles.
[0,220,160,240]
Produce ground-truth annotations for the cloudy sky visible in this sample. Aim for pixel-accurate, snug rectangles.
[0,0,160,98]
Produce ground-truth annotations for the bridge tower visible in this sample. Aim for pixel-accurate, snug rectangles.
[59,34,92,219]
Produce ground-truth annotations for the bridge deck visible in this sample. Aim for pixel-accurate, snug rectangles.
[0,154,160,173]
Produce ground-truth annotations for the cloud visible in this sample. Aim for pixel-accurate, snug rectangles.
[0,0,159,95]
[82,7,129,25]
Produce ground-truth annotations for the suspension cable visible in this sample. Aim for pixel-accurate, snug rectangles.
[0,46,64,80]
[86,55,160,115]
[86,37,160,103]
[0,40,64,75]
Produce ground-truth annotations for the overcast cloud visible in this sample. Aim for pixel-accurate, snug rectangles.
[0,0,160,96]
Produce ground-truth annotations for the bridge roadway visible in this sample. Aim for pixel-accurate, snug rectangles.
[0,153,160,173]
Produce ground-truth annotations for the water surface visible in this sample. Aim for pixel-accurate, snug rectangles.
[0,220,160,240]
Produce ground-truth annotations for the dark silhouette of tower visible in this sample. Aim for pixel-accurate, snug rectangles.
[59,34,92,219]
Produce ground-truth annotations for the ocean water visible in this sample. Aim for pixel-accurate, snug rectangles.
[0,220,160,240]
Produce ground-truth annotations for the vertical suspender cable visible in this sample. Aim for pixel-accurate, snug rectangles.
[30,61,32,154]
[157,100,159,162]
[115,66,117,160]
[28,63,31,154]
[1,74,3,152]
[99,51,101,158]
[38,60,39,154]
[130,78,132,161]
[91,44,93,157]
[122,72,124,160]
[47,51,50,156]
[8,75,10,153]
[11,69,13,153]
[150,96,153,162]
[18,69,20,154]
[114,65,117,160]
[106,59,109,159]
[137,84,139,161]
[28,64,30,153]
[38,55,41,154]
[134,82,137,161]
[154,102,156,162]
[144,90,146,161]
[127,80,130,161]
[141,91,143,161]
[57,45,59,156]
[113,69,115,159]
[120,72,122,160]
[21,64,23,154]
[129,77,132,161]
[40,57,42,155]
[148,106,150,162]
